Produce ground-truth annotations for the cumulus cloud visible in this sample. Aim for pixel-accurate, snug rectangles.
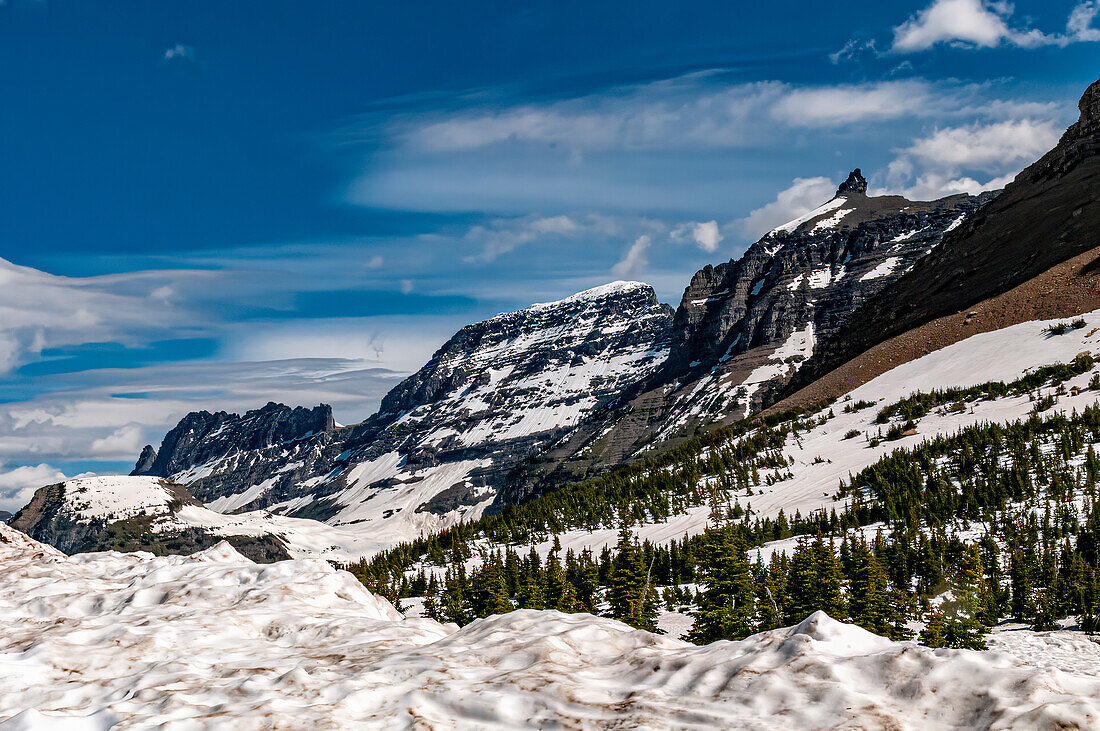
[89,425,148,458]
[0,461,69,514]
[738,177,837,239]
[884,118,1062,199]
[1069,2,1100,40]
[611,235,651,279]
[891,0,1100,52]
[672,221,722,252]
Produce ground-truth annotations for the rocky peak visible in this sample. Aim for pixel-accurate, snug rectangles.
[133,445,158,474]
[133,402,335,478]
[380,281,671,416]
[836,168,868,197]
[124,280,673,532]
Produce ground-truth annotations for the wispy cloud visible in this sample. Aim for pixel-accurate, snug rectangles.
[611,235,651,280]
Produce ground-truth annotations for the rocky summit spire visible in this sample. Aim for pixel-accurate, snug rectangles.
[836,168,868,197]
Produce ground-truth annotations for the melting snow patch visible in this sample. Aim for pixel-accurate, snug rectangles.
[859,257,901,281]
[771,197,846,235]
[810,208,853,232]
[2,530,1099,731]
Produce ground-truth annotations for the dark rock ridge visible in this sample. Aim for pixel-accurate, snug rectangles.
[836,168,868,196]
[787,77,1100,397]
[128,283,674,531]
[132,402,335,479]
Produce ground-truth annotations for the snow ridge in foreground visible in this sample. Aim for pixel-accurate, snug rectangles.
[2,524,1099,730]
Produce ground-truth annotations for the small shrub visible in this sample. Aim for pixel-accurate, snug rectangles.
[843,399,876,413]
[1046,322,1069,336]
[1090,373,1100,391]
[1073,318,1087,329]
[843,429,861,440]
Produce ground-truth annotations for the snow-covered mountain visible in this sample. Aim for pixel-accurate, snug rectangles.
[518,171,992,497]
[120,282,673,548]
[4,522,1099,729]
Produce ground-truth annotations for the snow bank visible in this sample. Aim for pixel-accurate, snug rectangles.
[3,523,1100,729]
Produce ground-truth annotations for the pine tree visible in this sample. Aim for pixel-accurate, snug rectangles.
[920,608,948,648]
[468,558,512,617]
[688,527,757,643]
[608,526,657,631]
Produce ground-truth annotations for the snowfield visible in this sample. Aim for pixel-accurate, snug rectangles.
[3,524,1100,730]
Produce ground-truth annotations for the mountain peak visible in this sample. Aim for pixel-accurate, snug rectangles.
[836,168,867,197]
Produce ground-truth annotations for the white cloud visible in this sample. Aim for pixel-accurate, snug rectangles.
[883,118,1062,198]
[829,38,878,64]
[738,177,837,239]
[890,0,1100,52]
[902,118,1060,172]
[0,461,67,514]
[399,279,415,295]
[0,256,202,376]
[672,221,722,252]
[366,255,384,268]
[611,235,651,279]
[772,80,946,128]
[163,44,195,62]
[1069,1,1100,41]
[89,425,147,458]
[364,77,981,158]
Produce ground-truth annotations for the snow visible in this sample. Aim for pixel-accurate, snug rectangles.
[737,322,816,415]
[859,256,902,281]
[810,207,853,232]
[4,524,1100,729]
[850,310,1100,404]
[806,267,833,288]
[944,213,967,232]
[770,197,846,235]
[54,476,176,522]
[522,280,649,312]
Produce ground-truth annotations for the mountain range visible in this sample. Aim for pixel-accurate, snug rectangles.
[12,78,1100,566]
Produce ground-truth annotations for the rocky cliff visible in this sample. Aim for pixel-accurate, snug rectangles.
[787,78,1100,397]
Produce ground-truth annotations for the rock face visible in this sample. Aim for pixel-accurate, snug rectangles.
[127,283,673,544]
[663,180,991,414]
[120,179,992,536]
[132,402,335,479]
[788,78,1100,396]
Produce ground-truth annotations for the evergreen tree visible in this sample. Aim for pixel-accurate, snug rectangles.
[688,527,757,642]
[608,526,658,631]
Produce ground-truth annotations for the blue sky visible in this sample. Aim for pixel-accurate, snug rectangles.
[0,0,1097,510]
